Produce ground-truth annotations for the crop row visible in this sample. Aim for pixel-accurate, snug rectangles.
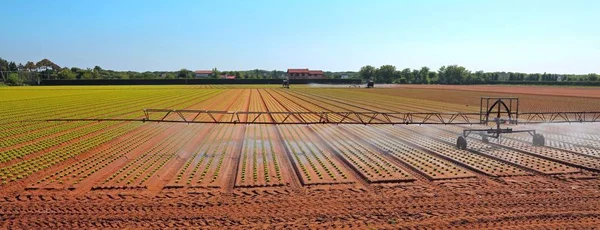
[167,124,241,188]
[0,122,115,164]
[430,125,580,175]
[267,90,341,122]
[278,125,351,185]
[33,124,168,189]
[535,124,600,142]
[488,132,600,172]
[1,89,222,133]
[377,125,530,177]
[236,125,285,187]
[342,125,474,180]
[311,125,414,182]
[0,121,90,149]
[0,89,223,165]
[0,122,140,185]
[100,125,202,187]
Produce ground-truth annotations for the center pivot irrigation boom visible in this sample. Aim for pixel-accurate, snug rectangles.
[36,97,600,149]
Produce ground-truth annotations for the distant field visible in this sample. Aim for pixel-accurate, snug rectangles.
[1,85,600,228]
[394,84,600,98]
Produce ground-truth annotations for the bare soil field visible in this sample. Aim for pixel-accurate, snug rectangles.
[394,84,600,98]
[1,85,600,228]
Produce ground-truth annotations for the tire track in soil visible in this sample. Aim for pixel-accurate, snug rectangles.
[3,186,600,228]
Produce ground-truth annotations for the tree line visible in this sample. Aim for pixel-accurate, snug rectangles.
[1,57,598,86]
[359,65,599,84]
[0,58,295,85]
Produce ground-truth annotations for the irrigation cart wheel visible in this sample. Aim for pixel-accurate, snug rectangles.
[456,136,467,150]
[481,135,489,144]
[533,134,545,146]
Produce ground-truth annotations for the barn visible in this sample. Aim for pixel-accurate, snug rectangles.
[287,69,325,79]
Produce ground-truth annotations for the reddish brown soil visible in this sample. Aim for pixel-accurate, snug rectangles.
[394,84,600,98]
[2,176,599,229]
[2,88,600,228]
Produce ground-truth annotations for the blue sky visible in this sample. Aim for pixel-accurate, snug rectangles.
[1,0,599,73]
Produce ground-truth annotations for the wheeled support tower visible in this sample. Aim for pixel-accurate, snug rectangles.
[457,97,545,150]
[366,80,374,88]
[282,79,290,88]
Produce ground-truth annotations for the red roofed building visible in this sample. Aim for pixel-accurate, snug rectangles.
[220,75,236,79]
[287,68,325,79]
[194,70,213,78]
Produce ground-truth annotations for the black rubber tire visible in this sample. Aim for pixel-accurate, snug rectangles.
[482,136,489,144]
[537,134,545,146]
[457,136,467,150]
[532,134,545,146]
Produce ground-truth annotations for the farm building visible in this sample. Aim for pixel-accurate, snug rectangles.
[220,75,236,79]
[287,69,325,79]
[194,70,213,78]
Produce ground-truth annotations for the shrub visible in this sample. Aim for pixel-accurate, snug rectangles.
[6,73,23,86]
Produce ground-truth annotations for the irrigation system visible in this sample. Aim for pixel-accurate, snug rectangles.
[35,97,600,149]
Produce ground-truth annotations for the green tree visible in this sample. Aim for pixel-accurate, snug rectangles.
[411,69,419,83]
[58,68,76,80]
[93,66,104,79]
[358,65,376,81]
[81,69,93,79]
[164,73,176,79]
[438,65,470,84]
[428,71,438,83]
[376,65,397,83]
[417,66,430,84]
[6,73,23,86]
[0,58,8,81]
[24,62,36,72]
[36,58,58,72]
[400,68,412,83]
[271,70,278,79]
[142,71,154,79]
[178,69,190,78]
[8,62,18,71]
[211,68,220,78]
